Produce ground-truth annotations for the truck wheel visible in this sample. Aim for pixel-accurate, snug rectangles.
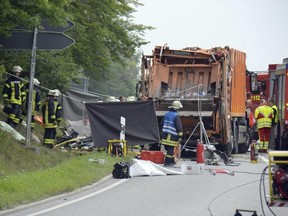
[238,140,249,153]
[215,142,232,157]
[227,141,233,156]
[231,119,239,154]
[231,135,239,154]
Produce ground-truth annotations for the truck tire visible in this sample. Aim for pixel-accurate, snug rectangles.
[238,138,250,153]
[237,128,254,153]
[219,141,233,157]
[231,118,239,154]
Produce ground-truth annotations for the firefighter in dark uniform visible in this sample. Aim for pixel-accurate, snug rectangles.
[42,90,62,148]
[268,97,279,150]
[21,78,42,130]
[2,66,25,128]
[160,100,183,166]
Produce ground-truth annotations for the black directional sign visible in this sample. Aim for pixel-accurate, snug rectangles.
[0,31,75,50]
[13,20,75,33]
[0,20,76,147]
[38,32,74,50]
[39,20,75,32]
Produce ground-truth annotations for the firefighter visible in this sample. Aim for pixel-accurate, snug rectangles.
[160,100,183,166]
[254,98,273,152]
[268,97,279,150]
[42,90,62,148]
[21,78,42,130]
[2,66,25,128]
[246,99,255,129]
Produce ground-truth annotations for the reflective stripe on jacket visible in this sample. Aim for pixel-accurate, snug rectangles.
[161,110,183,147]
[23,86,41,115]
[271,104,279,125]
[2,76,25,105]
[254,105,273,129]
[42,99,62,128]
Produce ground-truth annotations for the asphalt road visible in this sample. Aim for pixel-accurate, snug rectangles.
[1,153,287,216]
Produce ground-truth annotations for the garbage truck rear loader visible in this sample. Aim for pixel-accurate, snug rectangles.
[139,45,249,155]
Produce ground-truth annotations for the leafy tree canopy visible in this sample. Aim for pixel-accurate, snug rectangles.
[0,0,153,95]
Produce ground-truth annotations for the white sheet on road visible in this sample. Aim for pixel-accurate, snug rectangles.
[129,159,184,177]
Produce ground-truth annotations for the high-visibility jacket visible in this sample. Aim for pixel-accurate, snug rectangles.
[254,105,273,129]
[23,84,41,115]
[160,110,183,147]
[2,76,25,105]
[246,107,255,128]
[271,104,279,125]
[42,98,62,128]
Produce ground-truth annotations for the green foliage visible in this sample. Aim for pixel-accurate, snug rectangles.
[0,0,153,95]
[35,51,80,92]
[0,103,134,210]
[67,0,153,79]
[89,51,142,97]
[0,150,128,210]
[0,124,134,210]
[0,0,71,37]
[0,137,70,176]
[0,64,5,75]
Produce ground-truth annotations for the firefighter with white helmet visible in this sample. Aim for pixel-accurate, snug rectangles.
[160,100,183,166]
[12,66,23,73]
[41,89,62,148]
[169,100,183,110]
[108,96,116,102]
[53,89,61,97]
[2,65,25,128]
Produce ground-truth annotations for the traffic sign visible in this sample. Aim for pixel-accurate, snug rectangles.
[39,20,75,32]
[14,20,75,33]
[0,31,75,50]
[38,32,75,50]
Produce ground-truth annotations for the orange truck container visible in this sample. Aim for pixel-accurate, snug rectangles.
[139,45,249,155]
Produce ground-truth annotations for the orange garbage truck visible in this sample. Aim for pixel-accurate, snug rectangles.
[138,45,250,155]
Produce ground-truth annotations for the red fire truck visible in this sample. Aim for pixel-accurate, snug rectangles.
[269,60,288,150]
[246,70,270,113]
[246,70,270,143]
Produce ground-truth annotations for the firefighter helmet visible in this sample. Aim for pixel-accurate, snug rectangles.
[12,66,23,73]
[47,90,55,96]
[33,78,40,85]
[127,96,136,101]
[108,96,116,101]
[53,89,61,97]
[168,100,183,110]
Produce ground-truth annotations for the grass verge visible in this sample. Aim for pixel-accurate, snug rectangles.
[0,127,134,211]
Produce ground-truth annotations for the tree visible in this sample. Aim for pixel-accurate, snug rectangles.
[67,0,153,79]
[0,0,71,37]
[88,50,142,98]
[0,0,153,95]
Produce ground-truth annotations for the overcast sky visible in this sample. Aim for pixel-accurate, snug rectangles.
[133,0,288,71]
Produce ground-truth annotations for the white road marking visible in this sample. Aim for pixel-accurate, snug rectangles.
[26,179,128,216]
[259,154,268,164]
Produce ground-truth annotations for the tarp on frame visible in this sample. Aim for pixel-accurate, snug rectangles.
[61,88,100,121]
[61,89,100,136]
[85,100,160,147]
